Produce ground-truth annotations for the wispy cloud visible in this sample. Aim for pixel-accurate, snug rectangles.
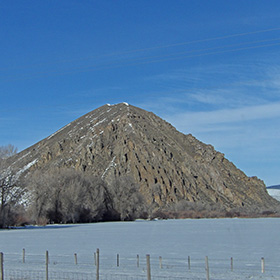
[167,102,280,132]
[136,60,280,185]
[140,58,280,110]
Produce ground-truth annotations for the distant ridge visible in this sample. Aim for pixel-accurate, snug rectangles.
[267,185,280,189]
[5,103,280,220]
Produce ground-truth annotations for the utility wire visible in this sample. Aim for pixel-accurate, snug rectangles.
[110,27,280,54]
[3,39,280,82]
[1,27,280,72]
[91,37,280,65]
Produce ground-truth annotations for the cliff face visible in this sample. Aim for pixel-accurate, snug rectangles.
[6,103,279,214]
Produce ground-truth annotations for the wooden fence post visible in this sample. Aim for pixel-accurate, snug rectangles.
[137,254,139,268]
[0,252,4,280]
[22,249,25,264]
[188,256,191,270]
[74,253,78,265]
[96,249,99,280]
[45,251,49,280]
[146,254,151,280]
[261,257,265,273]
[159,256,162,269]
[231,257,233,271]
[117,254,119,267]
[205,256,210,280]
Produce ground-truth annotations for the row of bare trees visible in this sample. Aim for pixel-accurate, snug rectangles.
[26,168,147,225]
[0,145,147,227]
[2,170,147,227]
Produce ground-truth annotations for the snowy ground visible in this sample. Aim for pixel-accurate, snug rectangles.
[267,188,280,201]
[1,218,280,279]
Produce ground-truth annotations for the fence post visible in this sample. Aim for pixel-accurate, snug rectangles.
[261,257,265,273]
[117,254,119,267]
[188,256,191,270]
[159,256,162,269]
[146,254,151,280]
[74,253,78,265]
[45,251,49,280]
[22,249,25,264]
[0,252,4,280]
[137,254,139,268]
[231,257,233,271]
[96,249,99,280]
[205,256,210,280]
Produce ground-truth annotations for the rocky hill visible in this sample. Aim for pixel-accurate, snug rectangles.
[4,103,280,221]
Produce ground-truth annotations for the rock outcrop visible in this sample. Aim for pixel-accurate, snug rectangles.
[5,103,279,217]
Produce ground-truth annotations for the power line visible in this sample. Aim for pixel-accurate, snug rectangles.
[94,37,280,65]
[3,39,280,82]
[112,27,280,54]
[1,27,280,72]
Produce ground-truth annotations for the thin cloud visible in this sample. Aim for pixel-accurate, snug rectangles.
[167,102,280,131]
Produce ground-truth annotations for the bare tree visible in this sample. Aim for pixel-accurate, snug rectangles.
[0,145,25,228]
[26,168,117,224]
[108,176,147,221]
[0,144,18,159]
[0,169,25,227]
[26,168,149,224]
[59,170,113,223]
[25,169,56,224]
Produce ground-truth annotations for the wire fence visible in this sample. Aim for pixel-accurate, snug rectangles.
[1,250,280,280]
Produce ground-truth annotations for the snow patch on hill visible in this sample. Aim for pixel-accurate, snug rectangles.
[267,188,280,201]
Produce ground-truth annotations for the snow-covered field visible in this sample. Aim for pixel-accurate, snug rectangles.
[1,218,280,279]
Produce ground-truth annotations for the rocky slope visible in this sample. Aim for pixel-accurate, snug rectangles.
[5,103,279,216]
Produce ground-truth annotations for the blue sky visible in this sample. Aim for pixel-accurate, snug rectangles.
[1,1,280,186]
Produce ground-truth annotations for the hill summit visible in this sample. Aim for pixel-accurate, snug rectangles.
[6,103,279,220]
